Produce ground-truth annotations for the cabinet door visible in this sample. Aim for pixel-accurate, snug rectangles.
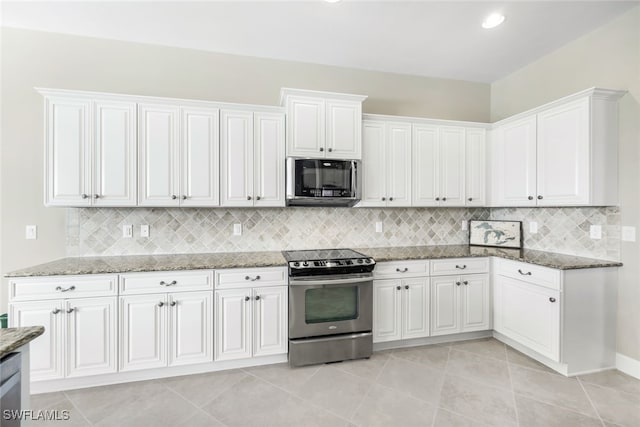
[401,277,430,340]
[138,104,180,206]
[494,276,560,361]
[536,98,589,206]
[215,289,252,361]
[180,107,220,207]
[253,286,288,357]
[439,126,465,206]
[373,280,402,343]
[460,274,490,332]
[66,297,117,377]
[287,97,325,157]
[412,124,439,207]
[386,123,412,206]
[493,116,537,206]
[120,294,167,371]
[326,100,361,159]
[93,100,137,206]
[465,128,486,206]
[358,120,387,207]
[168,291,213,366]
[430,276,460,336]
[254,112,285,207]
[45,96,91,206]
[220,110,254,206]
[9,301,64,380]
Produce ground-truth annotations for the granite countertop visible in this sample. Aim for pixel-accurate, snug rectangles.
[4,245,621,278]
[0,327,45,358]
[355,245,622,270]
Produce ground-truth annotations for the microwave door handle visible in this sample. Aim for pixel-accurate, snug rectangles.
[289,276,372,286]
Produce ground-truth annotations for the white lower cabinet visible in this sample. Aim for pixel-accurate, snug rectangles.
[493,275,560,361]
[430,274,490,336]
[373,277,429,343]
[215,286,287,361]
[120,291,213,371]
[10,296,117,381]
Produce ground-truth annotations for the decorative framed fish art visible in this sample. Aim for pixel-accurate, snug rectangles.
[468,220,523,249]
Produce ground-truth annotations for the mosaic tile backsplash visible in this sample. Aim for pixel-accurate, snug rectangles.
[66,206,620,261]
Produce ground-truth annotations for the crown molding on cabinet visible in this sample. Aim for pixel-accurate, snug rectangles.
[279,87,367,106]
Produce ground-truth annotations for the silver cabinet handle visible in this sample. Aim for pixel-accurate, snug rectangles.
[463,281,469,285]
[456,281,461,286]
[442,197,447,201]
[256,196,261,201]
[389,197,394,201]
[244,296,250,301]
[396,268,408,273]
[170,301,177,307]
[160,280,177,286]
[518,269,532,276]
[81,194,89,199]
[255,295,261,301]
[381,197,386,201]
[319,147,324,152]
[182,195,187,200]
[468,198,473,202]
[52,308,61,315]
[158,301,165,307]
[55,285,76,292]
[549,297,556,303]
[66,308,75,314]
[396,286,401,290]
[247,196,252,200]
[244,275,261,281]
[328,148,333,152]
[538,195,543,200]
[435,197,440,201]
[528,196,534,200]
[94,194,100,199]
[404,285,409,290]
[171,195,177,200]
[455,265,467,270]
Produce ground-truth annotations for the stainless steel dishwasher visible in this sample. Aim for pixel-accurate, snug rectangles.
[1,352,22,427]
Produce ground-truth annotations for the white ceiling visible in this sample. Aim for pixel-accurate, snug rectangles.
[1,1,637,83]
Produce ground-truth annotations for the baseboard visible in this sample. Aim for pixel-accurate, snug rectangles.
[616,353,640,379]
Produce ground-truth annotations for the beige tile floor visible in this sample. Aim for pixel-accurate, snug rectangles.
[30,339,640,427]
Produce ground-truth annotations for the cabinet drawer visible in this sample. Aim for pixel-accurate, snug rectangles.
[119,270,213,294]
[430,258,489,276]
[494,258,561,291]
[215,267,287,288]
[373,260,430,279]
[9,275,117,301]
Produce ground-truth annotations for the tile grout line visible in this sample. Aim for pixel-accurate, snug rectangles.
[61,390,95,427]
[577,377,606,427]
[505,344,520,427]
[158,379,231,427]
[430,345,452,427]
[344,353,396,423]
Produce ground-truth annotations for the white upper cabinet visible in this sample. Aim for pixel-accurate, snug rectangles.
[138,103,181,206]
[44,93,136,207]
[359,120,411,207]
[180,107,220,207]
[490,88,624,207]
[220,109,285,207]
[465,128,486,206]
[281,88,367,159]
[438,126,465,206]
[412,125,439,206]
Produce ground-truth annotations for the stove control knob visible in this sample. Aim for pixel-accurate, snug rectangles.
[365,259,371,264]
[293,262,300,267]
[357,259,363,264]
[302,262,309,267]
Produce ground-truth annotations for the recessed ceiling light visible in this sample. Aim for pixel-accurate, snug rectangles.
[482,13,505,29]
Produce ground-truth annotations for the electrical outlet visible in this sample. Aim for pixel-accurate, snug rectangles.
[461,221,468,231]
[529,221,538,234]
[375,222,383,233]
[140,225,150,238]
[590,225,602,240]
[233,223,242,236]
[25,225,37,240]
[122,224,133,238]
[622,226,636,242]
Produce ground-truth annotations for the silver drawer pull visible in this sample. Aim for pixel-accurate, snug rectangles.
[66,308,75,314]
[158,301,165,307]
[463,281,469,285]
[170,301,177,307]
[245,275,261,281]
[55,285,76,292]
[518,269,532,276]
[244,296,250,301]
[455,265,467,270]
[395,268,409,273]
[51,308,61,315]
[255,295,261,301]
[456,281,461,286]
[160,280,177,286]
[549,297,556,303]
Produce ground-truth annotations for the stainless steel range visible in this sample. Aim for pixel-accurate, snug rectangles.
[282,249,376,367]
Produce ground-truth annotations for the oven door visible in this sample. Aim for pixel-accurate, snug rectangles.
[289,274,373,339]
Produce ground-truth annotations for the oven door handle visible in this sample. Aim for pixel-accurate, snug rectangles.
[289,276,372,286]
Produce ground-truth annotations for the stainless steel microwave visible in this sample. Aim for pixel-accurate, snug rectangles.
[286,158,361,207]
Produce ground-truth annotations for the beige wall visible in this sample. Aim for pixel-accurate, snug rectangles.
[491,6,640,361]
[0,28,490,312]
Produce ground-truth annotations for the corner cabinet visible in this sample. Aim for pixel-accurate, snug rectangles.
[281,88,367,159]
[490,88,625,207]
[42,92,137,207]
[220,110,285,207]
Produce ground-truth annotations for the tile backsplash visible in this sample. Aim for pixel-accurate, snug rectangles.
[67,206,620,261]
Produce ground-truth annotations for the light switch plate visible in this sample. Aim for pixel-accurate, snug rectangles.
[375,222,383,233]
[140,225,150,238]
[622,226,636,242]
[590,225,602,240]
[529,221,538,234]
[25,225,37,240]
[233,223,242,236]
[122,224,133,238]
